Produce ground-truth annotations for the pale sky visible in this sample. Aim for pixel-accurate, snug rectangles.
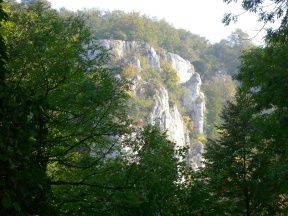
[48,0,270,44]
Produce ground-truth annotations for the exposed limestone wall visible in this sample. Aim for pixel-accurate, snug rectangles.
[147,85,188,148]
[183,73,205,134]
[97,39,205,169]
[161,52,194,83]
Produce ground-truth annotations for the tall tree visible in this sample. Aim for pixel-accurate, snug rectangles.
[206,96,288,215]
[4,1,131,214]
[1,0,54,214]
[3,2,188,215]
[203,33,288,216]
[236,41,288,213]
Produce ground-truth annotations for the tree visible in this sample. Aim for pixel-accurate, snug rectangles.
[0,1,53,215]
[4,1,131,214]
[202,34,288,216]
[110,125,183,216]
[223,0,288,42]
[216,3,288,213]
[203,96,283,215]
[160,59,180,91]
[228,29,253,50]
[206,29,253,77]
[236,41,288,213]
[3,2,190,215]
[202,75,236,139]
[21,0,51,7]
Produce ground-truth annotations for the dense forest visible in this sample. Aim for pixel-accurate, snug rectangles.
[1,0,288,215]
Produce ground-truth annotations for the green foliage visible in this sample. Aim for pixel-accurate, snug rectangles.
[223,0,288,42]
[202,76,236,139]
[176,170,224,215]
[203,99,258,215]
[58,8,257,81]
[159,60,188,110]
[236,41,288,213]
[160,59,180,91]
[121,62,139,79]
[203,96,288,215]
[114,125,183,215]
[139,56,162,81]
[195,134,207,145]
[0,1,53,215]
[201,33,288,215]
[65,8,210,63]
[182,115,194,131]
[124,57,162,122]
[128,92,153,121]
[205,29,254,77]
[1,2,191,215]
[3,1,136,214]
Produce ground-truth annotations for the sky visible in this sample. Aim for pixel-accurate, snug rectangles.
[47,0,270,44]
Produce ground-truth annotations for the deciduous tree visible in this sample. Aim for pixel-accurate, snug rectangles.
[223,0,288,42]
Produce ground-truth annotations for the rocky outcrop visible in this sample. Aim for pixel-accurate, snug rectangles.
[162,52,194,83]
[187,141,205,170]
[98,39,205,169]
[147,85,188,148]
[183,73,205,134]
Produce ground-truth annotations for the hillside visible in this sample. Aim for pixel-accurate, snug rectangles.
[3,1,288,215]
[60,8,254,78]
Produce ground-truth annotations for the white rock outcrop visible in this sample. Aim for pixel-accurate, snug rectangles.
[183,73,205,134]
[162,52,194,83]
[97,39,205,169]
[148,86,188,148]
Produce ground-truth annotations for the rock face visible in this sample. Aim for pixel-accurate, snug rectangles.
[98,39,205,169]
[148,85,188,149]
[162,52,194,84]
[183,73,205,135]
[188,141,205,170]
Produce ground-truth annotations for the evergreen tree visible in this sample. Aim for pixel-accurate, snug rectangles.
[203,34,288,216]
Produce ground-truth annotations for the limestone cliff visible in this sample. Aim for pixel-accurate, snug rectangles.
[98,40,205,169]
